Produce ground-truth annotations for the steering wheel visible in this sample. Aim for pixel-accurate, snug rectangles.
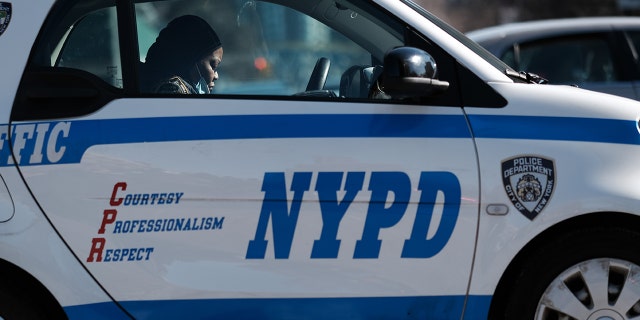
[305,57,330,91]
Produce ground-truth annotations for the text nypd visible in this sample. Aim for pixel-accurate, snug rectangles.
[247,171,461,260]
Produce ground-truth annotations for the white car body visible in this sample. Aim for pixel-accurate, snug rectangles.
[1,0,640,319]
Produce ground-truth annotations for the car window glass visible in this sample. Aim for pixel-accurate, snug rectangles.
[402,0,513,73]
[626,31,640,68]
[500,47,516,69]
[55,6,122,88]
[512,36,617,84]
[27,0,458,105]
[136,0,381,97]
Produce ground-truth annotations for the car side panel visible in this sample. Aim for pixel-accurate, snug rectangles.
[11,98,482,319]
[465,82,640,300]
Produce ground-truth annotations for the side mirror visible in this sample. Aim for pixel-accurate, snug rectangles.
[380,47,449,98]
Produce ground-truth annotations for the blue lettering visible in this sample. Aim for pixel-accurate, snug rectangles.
[246,172,312,259]
[213,217,224,229]
[311,172,365,258]
[158,193,166,204]
[246,171,462,260]
[354,172,411,259]
[113,221,122,233]
[104,249,113,262]
[401,172,461,258]
[140,193,150,205]
[122,220,131,232]
[146,219,155,232]
[99,247,154,262]
[112,248,121,261]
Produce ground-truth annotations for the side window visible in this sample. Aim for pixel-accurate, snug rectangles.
[135,0,390,97]
[515,35,618,84]
[14,0,124,121]
[53,7,122,88]
[626,31,640,70]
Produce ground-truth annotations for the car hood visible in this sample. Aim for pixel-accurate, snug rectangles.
[481,82,640,121]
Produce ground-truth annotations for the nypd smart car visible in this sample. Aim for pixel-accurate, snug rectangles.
[1,0,640,319]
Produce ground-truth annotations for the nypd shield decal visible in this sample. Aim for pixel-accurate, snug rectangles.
[0,2,10,37]
[502,155,555,220]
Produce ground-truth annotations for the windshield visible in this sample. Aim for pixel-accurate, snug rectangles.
[401,0,514,73]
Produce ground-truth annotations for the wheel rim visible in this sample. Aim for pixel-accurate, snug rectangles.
[536,258,640,320]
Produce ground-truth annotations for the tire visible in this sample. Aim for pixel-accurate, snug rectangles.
[504,227,640,320]
[0,272,66,320]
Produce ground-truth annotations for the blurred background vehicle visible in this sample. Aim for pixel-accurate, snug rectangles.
[414,0,640,33]
[467,17,640,100]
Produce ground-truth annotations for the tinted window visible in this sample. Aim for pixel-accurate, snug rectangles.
[21,0,466,116]
[55,7,122,88]
[136,0,380,96]
[509,35,617,84]
[626,31,640,70]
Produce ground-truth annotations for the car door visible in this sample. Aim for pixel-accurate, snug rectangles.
[11,0,481,318]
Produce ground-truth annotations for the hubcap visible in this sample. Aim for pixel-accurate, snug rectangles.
[536,258,640,320]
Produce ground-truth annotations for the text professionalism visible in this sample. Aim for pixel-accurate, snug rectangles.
[86,182,224,263]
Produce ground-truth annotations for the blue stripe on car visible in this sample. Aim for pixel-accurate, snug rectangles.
[8,114,639,166]
[63,295,493,320]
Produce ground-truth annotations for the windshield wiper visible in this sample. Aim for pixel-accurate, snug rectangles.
[505,69,549,84]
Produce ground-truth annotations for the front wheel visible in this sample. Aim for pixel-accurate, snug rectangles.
[503,227,640,320]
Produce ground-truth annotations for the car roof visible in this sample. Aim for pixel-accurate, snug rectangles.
[467,16,640,52]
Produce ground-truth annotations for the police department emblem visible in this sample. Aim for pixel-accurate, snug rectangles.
[0,2,11,37]
[501,155,555,220]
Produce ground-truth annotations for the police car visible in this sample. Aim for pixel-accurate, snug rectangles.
[1,0,640,319]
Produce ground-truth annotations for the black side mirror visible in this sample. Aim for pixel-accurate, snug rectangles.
[380,47,449,98]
